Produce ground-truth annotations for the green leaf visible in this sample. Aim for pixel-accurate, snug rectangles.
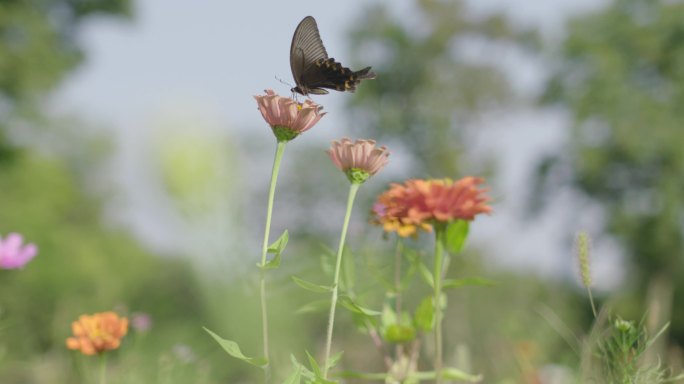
[295,300,330,314]
[261,253,282,270]
[290,355,318,382]
[417,261,434,288]
[268,230,289,254]
[306,350,322,377]
[443,277,496,289]
[381,304,398,329]
[290,355,313,374]
[336,371,388,380]
[292,276,333,293]
[444,220,469,254]
[203,327,267,367]
[349,310,379,333]
[325,350,344,371]
[261,230,289,269]
[339,296,381,317]
[410,368,482,382]
[283,363,302,384]
[414,296,434,332]
[441,367,483,381]
[384,324,417,343]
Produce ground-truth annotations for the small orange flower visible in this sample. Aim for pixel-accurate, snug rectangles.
[66,312,129,355]
[372,177,491,237]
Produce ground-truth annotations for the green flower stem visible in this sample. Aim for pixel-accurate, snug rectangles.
[586,286,597,319]
[259,140,287,382]
[395,240,404,360]
[394,240,404,315]
[433,226,446,384]
[99,354,107,384]
[323,182,361,379]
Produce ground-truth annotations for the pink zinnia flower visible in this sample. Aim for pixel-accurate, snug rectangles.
[254,89,325,141]
[372,177,492,237]
[327,138,390,184]
[0,233,38,269]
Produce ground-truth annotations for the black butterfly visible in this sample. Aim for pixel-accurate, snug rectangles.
[290,16,375,96]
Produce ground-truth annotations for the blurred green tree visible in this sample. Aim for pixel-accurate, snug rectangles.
[0,2,245,382]
[537,0,684,344]
[0,0,130,159]
[347,0,536,176]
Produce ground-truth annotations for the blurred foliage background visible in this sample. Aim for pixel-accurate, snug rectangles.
[1,0,683,382]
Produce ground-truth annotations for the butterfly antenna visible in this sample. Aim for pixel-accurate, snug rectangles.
[274,75,299,101]
[275,75,293,88]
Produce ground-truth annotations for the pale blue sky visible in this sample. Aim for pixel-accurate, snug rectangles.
[56,0,602,129]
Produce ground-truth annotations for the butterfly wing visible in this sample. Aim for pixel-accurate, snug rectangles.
[290,16,329,95]
[290,16,376,95]
[307,59,375,93]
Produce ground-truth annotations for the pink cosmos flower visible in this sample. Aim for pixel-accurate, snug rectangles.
[254,89,325,141]
[0,233,38,269]
[327,138,390,184]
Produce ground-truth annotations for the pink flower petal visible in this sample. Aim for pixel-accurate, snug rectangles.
[0,232,38,269]
[327,138,390,181]
[253,90,325,139]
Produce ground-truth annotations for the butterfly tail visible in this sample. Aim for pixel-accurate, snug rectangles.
[308,58,376,93]
[354,66,376,80]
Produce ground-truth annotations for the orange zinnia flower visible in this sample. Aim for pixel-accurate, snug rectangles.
[66,312,129,355]
[372,177,491,237]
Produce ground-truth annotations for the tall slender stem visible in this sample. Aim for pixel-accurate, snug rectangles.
[99,354,107,384]
[259,140,287,383]
[395,240,403,317]
[323,182,360,379]
[394,240,404,360]
[433,226,446,384]
[586,286,597,319]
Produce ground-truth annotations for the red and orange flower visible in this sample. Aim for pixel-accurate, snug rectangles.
[66,312,129,355]
[372,177,492,237]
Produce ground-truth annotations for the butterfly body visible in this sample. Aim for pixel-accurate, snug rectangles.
[290,16,375,96]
